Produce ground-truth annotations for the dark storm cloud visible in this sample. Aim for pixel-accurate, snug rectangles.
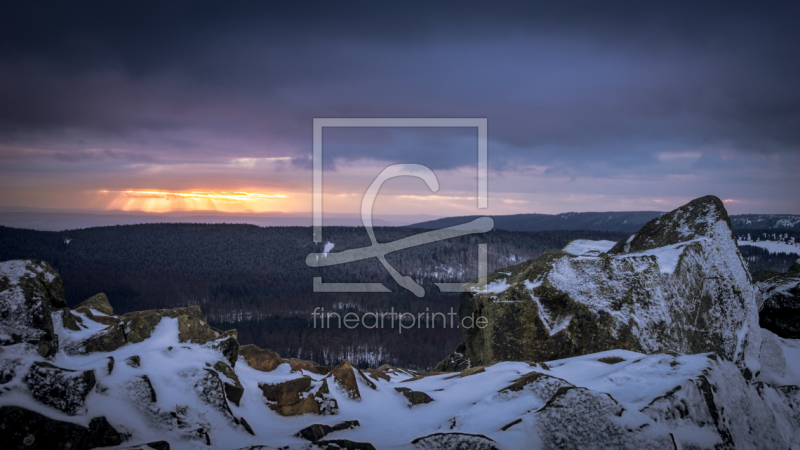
[0,1,798,173]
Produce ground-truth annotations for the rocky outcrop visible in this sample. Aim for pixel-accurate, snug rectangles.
[0,260,65,357]
[432,342,470,372]
[0,406,121,450]
[459,196,762,375]
[754,269,800,339]
[23,361,96,415]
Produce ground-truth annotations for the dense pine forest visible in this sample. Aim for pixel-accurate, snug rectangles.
[1,224,797,369]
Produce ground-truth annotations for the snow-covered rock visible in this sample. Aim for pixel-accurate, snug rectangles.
[459,196,762,376]
[0,285,798,448]
[0,260,65,357]
[753,269,800,339]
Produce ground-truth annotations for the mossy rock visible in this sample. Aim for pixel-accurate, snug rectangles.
[239,344,283,372]
[0,406,121,450]
[67,325,127,355]
[177,315,217,342]
[395,387,434,406]
[76,293,114,316]
[790,259,800,273]
[608,195,733,254]
[259,377,321,416]
[123,313,163,344]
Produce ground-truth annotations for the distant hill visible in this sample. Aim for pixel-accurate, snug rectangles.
[409,211,664,233]
[410,212,800,233]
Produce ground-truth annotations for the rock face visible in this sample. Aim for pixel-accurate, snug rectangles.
[0,260,64,357]
[754,269,800,339]
[459,196,762,375]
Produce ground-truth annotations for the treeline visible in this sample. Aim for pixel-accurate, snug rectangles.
[0,224,628,369]
[5,224,793,369]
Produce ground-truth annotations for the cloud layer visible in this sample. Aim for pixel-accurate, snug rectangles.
[0,1,798,215]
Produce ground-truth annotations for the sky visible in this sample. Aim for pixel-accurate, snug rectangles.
[0,1,798,222]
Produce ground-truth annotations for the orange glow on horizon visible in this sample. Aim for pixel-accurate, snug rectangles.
[99,189,296,213]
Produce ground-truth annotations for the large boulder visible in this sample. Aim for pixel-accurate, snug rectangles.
[121,305,204,343]
[754,269,800,339]
[239,344,283,372]
[259,377,321,416]
[23,361,97,415]
[0,260,65,357]
[459,196,762,375]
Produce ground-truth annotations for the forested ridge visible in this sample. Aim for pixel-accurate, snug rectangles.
[1,224,796,369]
